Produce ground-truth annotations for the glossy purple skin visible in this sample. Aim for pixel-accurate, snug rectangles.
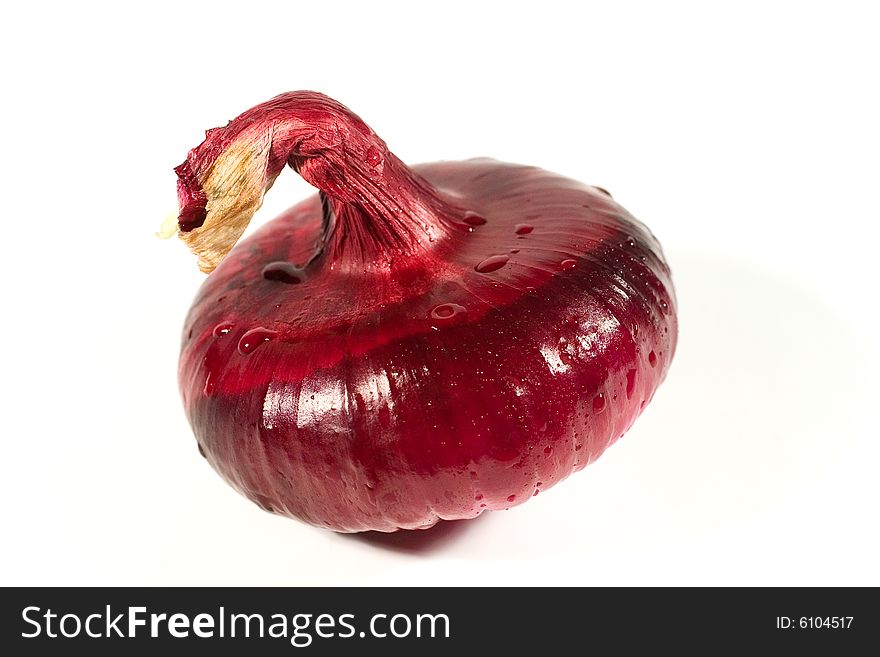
[179,158,677,532]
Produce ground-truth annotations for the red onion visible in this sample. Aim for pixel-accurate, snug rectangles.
[169,91,677,532]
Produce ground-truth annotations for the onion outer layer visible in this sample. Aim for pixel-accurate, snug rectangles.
[172,92,677,532]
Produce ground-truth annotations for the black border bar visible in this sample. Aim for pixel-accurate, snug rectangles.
[2,587,875,654]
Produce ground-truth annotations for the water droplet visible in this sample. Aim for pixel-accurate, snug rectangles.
[430,303,467,320]
[594,186,612,197]
[475,254,509,273]
[624,237,636,248]
[514,223,534,235]
[238,327,277,355]
[648,350,657,367]
[366,145,382,167]
[475,493,483,501]
[575,443,584,451]
[561,258,577,269]
[660,299,670,314]
[593,393,606,412]
[543,446,553,456]
[507,494,516,503]
[262,261,302,284]
[462,211,487,226]
[509,248,520,254]
[480,503,487,508]
[212,322,233,337]
[536,482,543,488]
[626,369,637,399]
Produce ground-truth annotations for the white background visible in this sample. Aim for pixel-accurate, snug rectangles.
[2,1,877,586]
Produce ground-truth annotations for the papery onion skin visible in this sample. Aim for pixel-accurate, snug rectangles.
[175,92,677,532]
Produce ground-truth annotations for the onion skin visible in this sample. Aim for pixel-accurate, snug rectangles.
[174,92,677,532]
